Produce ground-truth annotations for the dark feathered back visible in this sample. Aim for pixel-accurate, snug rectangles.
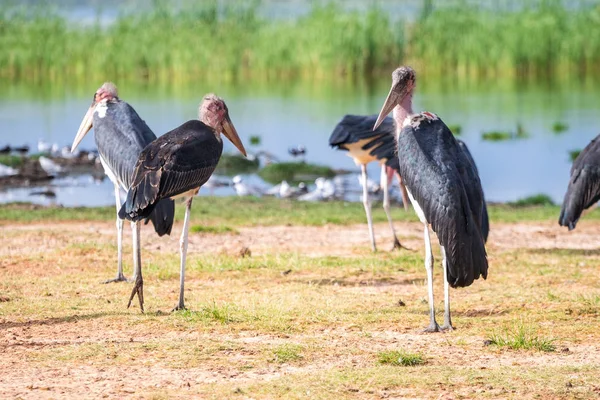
[456,139,489,243]
[559,134,600,230]
[329,114,399,171]
[119,120,224,222]
[398,115,488,288]
[94,100,174,235]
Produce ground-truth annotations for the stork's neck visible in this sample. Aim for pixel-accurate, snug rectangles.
[393,93,413,128]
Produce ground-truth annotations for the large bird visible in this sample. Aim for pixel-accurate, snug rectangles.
[71,82,175,284]
[559,135,600,230]
[119,94,247,311]
[329,114,409,251]
[374,66,488,332]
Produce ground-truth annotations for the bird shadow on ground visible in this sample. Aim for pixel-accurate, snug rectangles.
[296,277,424,287]
[524,248,600,256]
[450,308,510,317]
[0,311,156,330]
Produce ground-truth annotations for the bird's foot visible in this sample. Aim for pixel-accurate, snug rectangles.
[422,322,441,333]
[440,323,454,332]
[127,276,144,313]
[391,238,412,252]
[102,274,128,284]
[171,303,186,313]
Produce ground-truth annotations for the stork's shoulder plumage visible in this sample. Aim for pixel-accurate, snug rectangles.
[559,134,600,230]
[397,115,488,288]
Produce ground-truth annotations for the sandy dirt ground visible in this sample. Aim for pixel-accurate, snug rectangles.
[1,220,600,399]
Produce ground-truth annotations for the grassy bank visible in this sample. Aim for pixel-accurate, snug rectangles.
[2,203,600,398]
[1,198,598,226]
[1,1,599,84]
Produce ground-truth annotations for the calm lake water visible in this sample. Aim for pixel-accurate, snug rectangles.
[1,77,599,206]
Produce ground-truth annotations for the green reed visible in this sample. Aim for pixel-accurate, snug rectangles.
[1,1,599,84]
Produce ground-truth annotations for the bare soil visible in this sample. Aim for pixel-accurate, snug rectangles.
[1,220,600,399]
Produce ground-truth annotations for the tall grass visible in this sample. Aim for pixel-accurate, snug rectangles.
[1,1,600,84]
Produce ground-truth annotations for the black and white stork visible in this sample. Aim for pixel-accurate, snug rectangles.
[119,94,247,311]
[71,82,175,284]
[559,134,600,230]
[374,66,488,332]
[329,114,410,251]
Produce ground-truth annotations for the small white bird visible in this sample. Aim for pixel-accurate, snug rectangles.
[298,177,338,202]
[232,175,262,197]
[0,163,18,177]
[37,139,52,154]
[38,156,64,176]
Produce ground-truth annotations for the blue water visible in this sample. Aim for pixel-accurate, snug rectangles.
[1,76,599,206]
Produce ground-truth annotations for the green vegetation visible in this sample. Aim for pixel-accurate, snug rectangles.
[215,153,259,176]
[190,225,239,235]
[486,323,556,352]
[272,344,304,363]
[569,149,582,162]
[481,131,512,142]
[249,136,261,146]
[481,124,528,142]
[3,198,600,226]
[508,194,555,207]
[2,1,600,84]
[446,124,461,136]
[377,350,425,367]
[258,162,335,184]
[552,121,568,133]
[0,154,25,168]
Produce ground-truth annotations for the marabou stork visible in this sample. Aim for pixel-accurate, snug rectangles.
[119,94,247,311]
[71,82,175,284]
[559,134,600,230]
[374,66,488,332]
[329,114,410,251]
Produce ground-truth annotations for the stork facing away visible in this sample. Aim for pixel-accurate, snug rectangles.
[119,94,247,311]
[71,83,175,284]
[559,134,600,230]
[374,66,488,332]
[329,114,410,251]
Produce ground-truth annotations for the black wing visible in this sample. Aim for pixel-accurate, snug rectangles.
[119,120,224,221]
[559,134,600,230]
[329,114,398,170]
[397,115,488,288]
[456,139,489,243]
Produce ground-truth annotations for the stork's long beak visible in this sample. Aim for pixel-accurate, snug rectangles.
[374,86,399,131]
[222,116,247,157]
[71,105,95,152]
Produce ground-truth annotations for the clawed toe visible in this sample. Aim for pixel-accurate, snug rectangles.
[127,278,144,313]
[440,324,454,332]
[422,323,441,333]
[102,275,128,284]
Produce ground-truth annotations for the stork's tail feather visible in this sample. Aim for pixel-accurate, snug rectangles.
[145,198,175,236]
[118,171,161,222]
[481,202,490,243]
[445,222,488,289]
[559,193,581,231]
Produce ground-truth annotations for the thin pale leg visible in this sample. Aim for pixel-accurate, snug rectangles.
[103,184,127,283]
[130,222,139,282]
[423,224,440,332]
[440,246,453,331]
[174,197,193,311]
[361,164,377,252]
[127,221,144,312]
[381,165,402,250]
